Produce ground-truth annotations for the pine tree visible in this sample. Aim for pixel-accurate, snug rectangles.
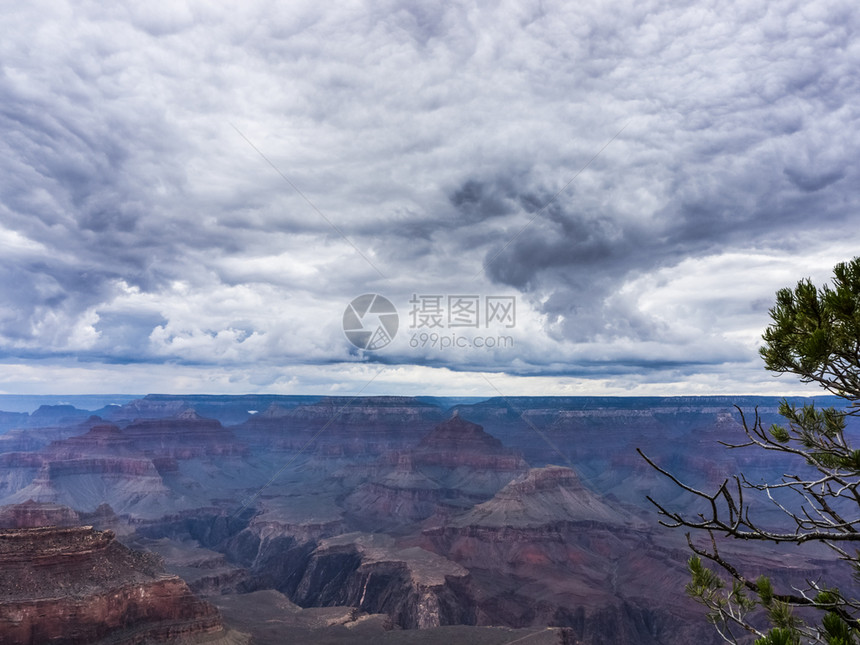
[640,257,860,644]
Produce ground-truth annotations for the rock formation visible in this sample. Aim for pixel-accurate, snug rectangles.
[0,500,80,528]
[0,394,852,645]
[100,394,322,425]
[294,533,475,629]
[344,414,528,526]
[0,520,244,645]
[0,410,250,517]
[421,466,717,644]
[234,396,443,456]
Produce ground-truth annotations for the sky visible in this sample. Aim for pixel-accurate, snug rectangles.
[0,0,858,397]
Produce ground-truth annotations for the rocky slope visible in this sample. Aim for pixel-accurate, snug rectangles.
[0,410,29,433]
[344,414,528,526]
[294,533,475,629]
[0,423,174,516]
[0,520,245,645]
[445,466,626,528]
[135,537,252,596]
[0,411,251,517]
[212,589,578,645]
[120,409,247,458]
[0,415,106,453]
[421,466,719,645]
[202,495,347,597]
[0,500,81,528]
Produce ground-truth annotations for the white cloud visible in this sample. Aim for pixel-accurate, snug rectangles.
[0,0,858,394]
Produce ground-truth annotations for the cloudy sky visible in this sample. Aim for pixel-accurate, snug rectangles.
[0,0,858,396]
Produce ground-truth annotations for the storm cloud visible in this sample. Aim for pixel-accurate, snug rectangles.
[0,0,858,395]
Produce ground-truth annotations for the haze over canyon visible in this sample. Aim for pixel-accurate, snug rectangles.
[0,394,851,644]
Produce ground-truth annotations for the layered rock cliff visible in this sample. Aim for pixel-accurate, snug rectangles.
[344,414,528,526]
[294,533,476,629]
[0,411,250,517]
[101,394,321,425]
[234,396,443,456]
[0,416,106,453]
[121,409,247,458]
[0,500,80,528]
[0,523,243,645]
[421,466,718,645]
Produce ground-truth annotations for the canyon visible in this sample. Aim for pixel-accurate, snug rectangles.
[0,394,849,644]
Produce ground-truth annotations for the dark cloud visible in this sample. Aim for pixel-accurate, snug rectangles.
[783,167,845,193]
[0,0,858,393]
[450,179,519,223]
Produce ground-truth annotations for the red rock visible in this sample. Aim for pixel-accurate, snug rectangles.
[0,523,232,645]
[0,500,80,528]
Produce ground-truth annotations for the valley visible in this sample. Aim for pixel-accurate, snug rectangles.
[0,394,849,644]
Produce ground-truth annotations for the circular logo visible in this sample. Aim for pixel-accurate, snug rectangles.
[343,294,399,350]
